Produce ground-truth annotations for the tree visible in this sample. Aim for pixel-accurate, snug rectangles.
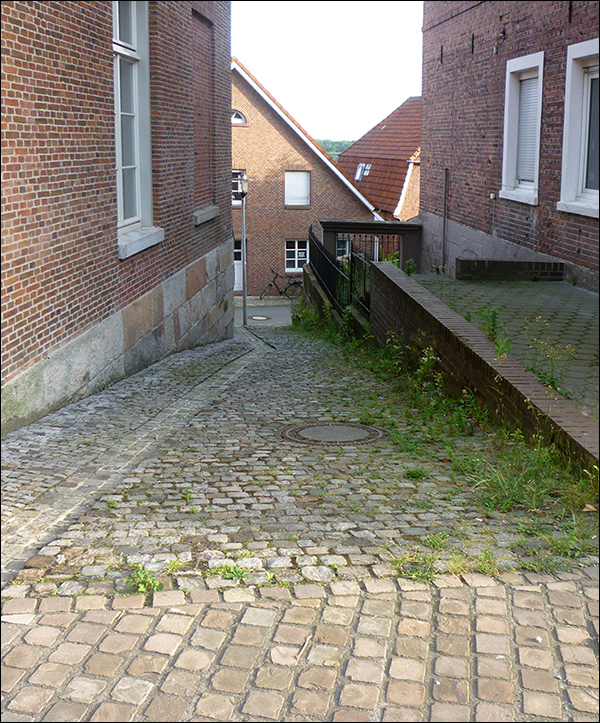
[316,139,355,162]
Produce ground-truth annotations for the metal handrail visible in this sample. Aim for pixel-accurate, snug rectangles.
[308,229,371,317]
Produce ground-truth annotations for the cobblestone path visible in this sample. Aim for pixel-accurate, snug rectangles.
[2,325,598,721]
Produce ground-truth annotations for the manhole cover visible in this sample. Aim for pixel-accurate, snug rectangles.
[250,315,269,321]
[277,422,387,446]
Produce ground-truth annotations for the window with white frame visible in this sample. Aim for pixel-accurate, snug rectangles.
[500,52,544,206]
[285,240,309,271]
[284,171,310,206]
[557,39,599,219]
[113,1,163,258]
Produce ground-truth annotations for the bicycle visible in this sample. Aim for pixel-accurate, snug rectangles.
[259,268,303,300]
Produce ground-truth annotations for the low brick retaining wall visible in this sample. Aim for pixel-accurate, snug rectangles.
[370,262,598,471]
[455,258,565,281]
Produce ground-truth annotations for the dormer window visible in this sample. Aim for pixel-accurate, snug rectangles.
[355,163,371,181]
[231,110,247,124]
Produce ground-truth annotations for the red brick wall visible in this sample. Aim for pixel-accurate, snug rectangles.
[231,70,375,296]
[1,0,232,385]
[421,0,599,284]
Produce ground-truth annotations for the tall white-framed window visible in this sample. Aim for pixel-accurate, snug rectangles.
[285,239,309,271]
[557,39,599,219]
[113,1,163,259]
[499,52,544,206]
[285,171,310,206]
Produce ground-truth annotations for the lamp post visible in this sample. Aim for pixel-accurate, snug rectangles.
[239,173,249,326]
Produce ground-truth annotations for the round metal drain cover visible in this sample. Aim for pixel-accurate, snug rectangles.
[277,422,386,446]
[250,315,269,321]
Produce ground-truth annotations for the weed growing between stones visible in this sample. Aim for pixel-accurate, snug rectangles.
[392,548,438,583]
[209,564,251,582]
[405,468,429,480]
[126,564,164,594]
[523,315,578,397]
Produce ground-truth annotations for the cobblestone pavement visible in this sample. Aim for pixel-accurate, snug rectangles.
[2,321,599,721]
[413,276,599,420]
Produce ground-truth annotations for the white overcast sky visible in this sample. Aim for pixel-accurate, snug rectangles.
[231,1,424,141]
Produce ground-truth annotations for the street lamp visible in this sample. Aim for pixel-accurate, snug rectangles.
[239,173,249,326]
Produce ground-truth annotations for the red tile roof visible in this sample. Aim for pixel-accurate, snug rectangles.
[338,97,421,215]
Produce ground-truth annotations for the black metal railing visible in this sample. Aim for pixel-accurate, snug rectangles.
[308,229,372,317]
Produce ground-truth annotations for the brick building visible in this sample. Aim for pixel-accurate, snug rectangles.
[338,97,422,222]
[1,1,233,433]
[420,1,599,291]
[231,59,380,297]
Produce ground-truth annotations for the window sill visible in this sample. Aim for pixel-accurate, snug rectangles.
[285,205,311,210]
[556,200,599,219]
[118,226,165,260]
[193,205,220,226]
[499,188,538,206]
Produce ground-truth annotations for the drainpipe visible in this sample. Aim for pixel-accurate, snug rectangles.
[442,168,449,269]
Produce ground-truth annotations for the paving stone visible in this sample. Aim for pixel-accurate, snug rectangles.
[64,676,107,703]
[5,645,42,668]
[242,690,285,719]
[144,633,182,656]
[142,696,188,722]
[155,613,192,635]
[42,701,89,722]
[430,701,470,721]
[221,644,260,668]
[389,657,426,682]
[473,702,515,721]
[90,702,136,721]
[567,688,600,714]
[111,677,154,705]
[7,686,54,716]
[518,647,554,670]
[240,606,278,627]
[346,658,385,684]
[1,667,26,693]
[2,599,37,615]
[340,682,380,709]
[126,654,168,677]
[190,626,228,650]
[210,668,250,693]
[24,626,61,647]
[522,691,563,717]
[84,652,124,677]
[433,677,469,704]
[564,665,599,688]
[386,680,425,708]
[161,670,200,698]
[477,657,512,680]
[477,678,515,703]
[291,689,331,718]
[256,665,295,690]
[99,634,138,655]
[560,644,598,666]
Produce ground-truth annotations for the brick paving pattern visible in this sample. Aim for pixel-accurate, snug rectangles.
[2,307,599,721]
[413,276,599,420]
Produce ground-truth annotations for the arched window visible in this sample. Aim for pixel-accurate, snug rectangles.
[231,110,247,124]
